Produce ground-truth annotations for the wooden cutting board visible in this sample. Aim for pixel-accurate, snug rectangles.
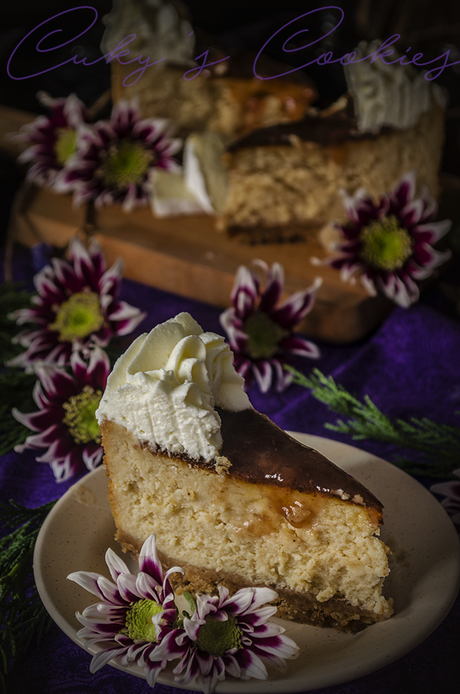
[8,184,394,343]
[2,104,393,343]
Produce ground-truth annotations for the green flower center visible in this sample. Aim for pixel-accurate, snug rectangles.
[62,385,102,444]
[122,599,163,642]
[49,292,105,342]
[244,312,288,359]
[98,139,154,188]
[360,215,413,271]
[54,127,78,166]
[196,616,242,658]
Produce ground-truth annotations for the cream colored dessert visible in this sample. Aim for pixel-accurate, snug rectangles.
[217,43,446,243]
[104,1,316,141]
[96,312,393,632]
[219,96,444,243]
[111,60,315,142]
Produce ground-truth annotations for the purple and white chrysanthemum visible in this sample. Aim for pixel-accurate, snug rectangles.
[7,236,145,369]
[16,92,87,189]
[67,535,184,687]
[313,171,451,308]
[154,585,300,694]
[13,346,109,481]
[220,260,321,393]
[430,470,460,533]
[58,100,181,211]
[67,536,300,691]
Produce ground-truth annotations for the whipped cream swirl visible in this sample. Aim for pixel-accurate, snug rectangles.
[345,40,445,134]
[96,312,251,461]
[101,0,195,66]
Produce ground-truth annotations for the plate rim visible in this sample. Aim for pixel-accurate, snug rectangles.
[33,432,460,693]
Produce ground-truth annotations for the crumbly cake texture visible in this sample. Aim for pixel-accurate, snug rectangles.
[101,412,393,633]
[219,100,444,243]
[112,61,315,141]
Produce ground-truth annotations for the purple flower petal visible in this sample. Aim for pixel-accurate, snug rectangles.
[413,219,451,244]
[135,571,162,601]
[220,261,321,393]
[62,100,181,210]
[317,171,451,308]
[13,342,108,481]
[399,198,425,229]
[15,92,88,188]
[69,517,300,690]
[67,571,120,603]
[269,359,293,392]
[258,261,284,312]
[379,271,418,308]
[280,334,321,358]
[235,648,268,680]
[230,265,259,320]
[8,236,142,368]
[390,170,416,210]
[109,301,146,334]
[271,277,322,328]
[138,534,163,584]
[117,573,142,603]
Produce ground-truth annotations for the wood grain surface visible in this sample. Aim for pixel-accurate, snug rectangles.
[2,104,394,343]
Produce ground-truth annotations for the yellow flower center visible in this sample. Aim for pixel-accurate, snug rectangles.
[122,599,163,642]
[244,312,288,359]
[98,139,154,188]
[54,127,78,165]
[49,292,105,342]
[62,385,102,444]
[196,616,242,657]
[360,216,413,271]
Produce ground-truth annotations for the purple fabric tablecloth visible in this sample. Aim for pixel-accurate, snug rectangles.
[1,245,459,694]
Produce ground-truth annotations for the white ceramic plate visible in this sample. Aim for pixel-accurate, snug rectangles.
[34,433,460,693]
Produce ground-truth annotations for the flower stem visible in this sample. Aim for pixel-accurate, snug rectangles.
[83,199,97,237]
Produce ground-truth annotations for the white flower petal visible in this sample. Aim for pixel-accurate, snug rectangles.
[105,547,130,583]
[415,219,452,243]
[359,272,377,297]
[240,650,269,680]
[89,646,126,673]
[251,362,273,394]
[67,571,109,601]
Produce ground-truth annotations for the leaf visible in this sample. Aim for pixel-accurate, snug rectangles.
[288,367,460,478]
[0,499,57,689]
[0,371,37,456]
[0,283,34,363]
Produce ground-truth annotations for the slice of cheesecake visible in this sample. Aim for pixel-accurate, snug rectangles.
[97,313,392,633]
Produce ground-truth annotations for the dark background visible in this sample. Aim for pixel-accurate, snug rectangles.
[0,1,459,237]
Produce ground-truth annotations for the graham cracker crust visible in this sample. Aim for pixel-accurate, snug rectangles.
[116,528,388,634]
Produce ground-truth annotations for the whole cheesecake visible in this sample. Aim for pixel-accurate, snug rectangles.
[104,1,316,142]
[186,42,446,244]
[219,91,444,244]
[96,312,392,632]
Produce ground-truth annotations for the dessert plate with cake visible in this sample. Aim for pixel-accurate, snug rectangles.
[34,432,460,692]
[34,313,460,692]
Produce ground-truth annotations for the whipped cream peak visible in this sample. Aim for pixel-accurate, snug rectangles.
[101,0,194,65]
[96,313,251,461]
[345,39,445,134]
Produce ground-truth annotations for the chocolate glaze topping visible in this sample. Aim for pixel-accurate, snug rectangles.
[190,30,316,89]
[168,32,315,92]
[217,408,383,518]
[227,95,391,150]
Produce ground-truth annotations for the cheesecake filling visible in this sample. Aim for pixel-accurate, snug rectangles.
[99,312,393,631]
[102,420,392,629]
